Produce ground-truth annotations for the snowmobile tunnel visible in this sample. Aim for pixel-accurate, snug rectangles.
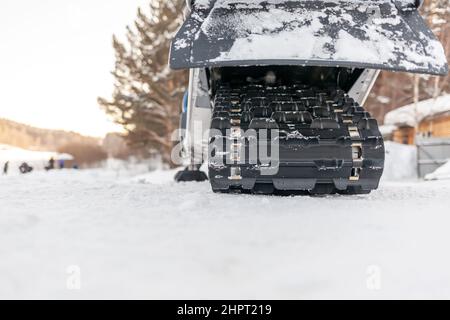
[170,0,448,76]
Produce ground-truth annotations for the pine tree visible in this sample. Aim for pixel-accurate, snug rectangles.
[98,0,187,167]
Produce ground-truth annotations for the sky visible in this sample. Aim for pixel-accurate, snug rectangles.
[0,0,151,137]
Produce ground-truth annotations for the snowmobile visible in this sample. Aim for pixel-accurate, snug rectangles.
[170,0,448,194]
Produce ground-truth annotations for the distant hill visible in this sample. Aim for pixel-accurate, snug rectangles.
[0,118,100,152]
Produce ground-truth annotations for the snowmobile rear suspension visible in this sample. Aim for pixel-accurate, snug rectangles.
[208,83,385,195]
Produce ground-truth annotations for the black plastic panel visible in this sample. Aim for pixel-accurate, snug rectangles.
[170,0,448,75]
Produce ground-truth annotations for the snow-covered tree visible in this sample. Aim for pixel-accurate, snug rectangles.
[99,0,187,167]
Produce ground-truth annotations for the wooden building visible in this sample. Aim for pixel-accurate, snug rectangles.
[417,111,450,139]
[382,94,450,145]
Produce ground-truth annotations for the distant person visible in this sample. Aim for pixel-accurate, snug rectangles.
[19,162,33,174]
[45,157,55,171]
[3,161,9,175]
[72,163,79,170]
[58,159,65,169]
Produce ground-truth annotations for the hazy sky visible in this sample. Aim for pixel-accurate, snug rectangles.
[0,0,150,137]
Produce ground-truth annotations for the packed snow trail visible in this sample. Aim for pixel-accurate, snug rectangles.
[1,169,450,299]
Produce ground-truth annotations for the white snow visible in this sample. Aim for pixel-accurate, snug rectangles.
[1,168,450,299]
[384,94,450,127]
[195,0,213,9]
[378,124,398,136]
[425,160,450,181]
[193,0,447,73]
[0,144,73,162]
[334,29,381,63]
[382,141,418,181]
[376,96,391,104]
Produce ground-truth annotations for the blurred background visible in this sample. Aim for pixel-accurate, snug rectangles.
[0,0,449,179]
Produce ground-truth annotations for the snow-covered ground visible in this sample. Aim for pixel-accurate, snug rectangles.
[383,141,418,181]
[1,168,450,299]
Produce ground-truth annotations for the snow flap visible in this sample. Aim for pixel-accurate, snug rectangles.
[170,0,448,75]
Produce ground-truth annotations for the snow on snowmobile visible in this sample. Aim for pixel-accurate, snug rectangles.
[170,0,448,194]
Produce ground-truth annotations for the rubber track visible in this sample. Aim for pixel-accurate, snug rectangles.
[209,84,385,195]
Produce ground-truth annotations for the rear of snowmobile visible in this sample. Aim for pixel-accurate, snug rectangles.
[170,0,448,194]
